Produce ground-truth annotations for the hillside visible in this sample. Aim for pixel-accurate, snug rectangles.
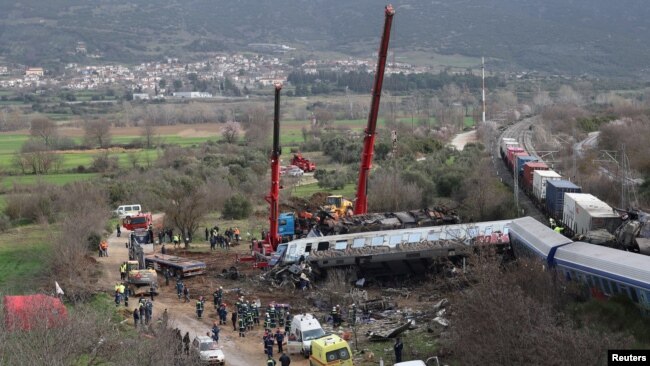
[0,0,649,77]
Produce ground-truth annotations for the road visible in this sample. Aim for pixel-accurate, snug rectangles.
[96,228,304,366]
[450,130,478,151]
[574,131,600,158]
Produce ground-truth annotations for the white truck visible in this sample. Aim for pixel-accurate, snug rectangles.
[287,313,326,357]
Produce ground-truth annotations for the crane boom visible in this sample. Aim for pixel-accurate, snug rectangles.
[265,83,283,248]
[354,4,395,215]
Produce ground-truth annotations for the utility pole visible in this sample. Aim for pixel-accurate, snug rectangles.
[482,57,486,124]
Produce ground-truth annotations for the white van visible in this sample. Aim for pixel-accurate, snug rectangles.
[114,204,142,218]
[287,313,326,357]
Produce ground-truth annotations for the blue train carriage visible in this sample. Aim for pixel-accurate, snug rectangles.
[507,216,573,268]
[553,242,650,313]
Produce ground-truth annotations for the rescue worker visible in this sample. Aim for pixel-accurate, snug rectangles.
[264,312,271,331]
[118,283,126,305]
[232,309,238,331]
[238,316,246,337]
[278,307,285,328]
[196,299,204,318]
[211,321,220,343]
[183,332,190,355]
[394,337,403,363]
[183,286,190,303]
[145,300,153,325]
[274,328,284,354]
[252,303,260,326]
[265,335,274,357]
[267,355,276,366]
[164,268,170,286]
[218,303,228,325]
[120,262,127,281]
[133,308,140,327]
[116,223,121,237]
[162,308,169,327]
[554,226,564,234]
[331,306,340,327]
[124,286,129,307]
[279,353,291,366]
[269,306,277,329]
[173,234,180,248]
[114,290,121,307]
[246,305,254,331]
[216,286,223,306]
[284,312,291,333]
[139,300,146,326]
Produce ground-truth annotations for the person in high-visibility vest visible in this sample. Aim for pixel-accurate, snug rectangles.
[120,263,127,280]
[238,317,246,337]
[196,300,204,318]
[266,355,276,366]
[554,226,564,234]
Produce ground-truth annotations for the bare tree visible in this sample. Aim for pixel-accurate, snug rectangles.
[221,121,241,144]
[557,85,584,106]
[447,256,633,365]
[155,175,212,248]
[243,106,272,147]
[83,118,112,148]
[141,119,157,148]
[313,108,334,129]
[30,116,58,148]
[368,168,423,212]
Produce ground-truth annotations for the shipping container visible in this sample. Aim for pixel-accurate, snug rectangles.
[562,193,621,235]
[500,138,518,156]
[533,170,562,201]
[545,180,581,220]
[509,151,529,171]
[516,155,538,176]
[506,147,525,168]
[523,162,549,190]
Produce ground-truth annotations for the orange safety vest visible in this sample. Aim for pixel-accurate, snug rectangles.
[101,241,108,250]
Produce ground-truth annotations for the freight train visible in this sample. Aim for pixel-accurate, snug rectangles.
[508,217,650,314]
[500,137,624,245]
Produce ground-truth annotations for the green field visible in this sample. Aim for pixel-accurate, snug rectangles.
[291,182,356,199]
[0,225,50,292]
[2,173,98,188]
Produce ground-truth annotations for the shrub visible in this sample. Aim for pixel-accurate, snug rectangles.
[0,213,11,232]
[222,195,252,220]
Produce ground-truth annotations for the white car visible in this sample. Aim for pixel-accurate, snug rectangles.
[287,167,304,177]
[192,336,225,365]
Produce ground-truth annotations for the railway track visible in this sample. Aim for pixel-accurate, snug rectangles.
[494,116,546,222]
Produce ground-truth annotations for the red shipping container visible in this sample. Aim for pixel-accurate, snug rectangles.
[522,162,548,189]
[506,147,525,169]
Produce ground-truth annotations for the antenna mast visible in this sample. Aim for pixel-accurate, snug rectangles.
[481,57,486,123]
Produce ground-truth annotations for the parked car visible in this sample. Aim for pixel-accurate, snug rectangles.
[287,167,304,177]
[192,336,225,365]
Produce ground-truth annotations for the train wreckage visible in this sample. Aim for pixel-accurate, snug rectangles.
[263,219,512,285]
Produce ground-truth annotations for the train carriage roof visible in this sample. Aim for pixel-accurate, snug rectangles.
[508,217,572,258]
[555,242,650,289]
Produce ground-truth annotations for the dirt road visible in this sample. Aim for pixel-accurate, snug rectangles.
[450,130,477,150]
[97,229,307,366]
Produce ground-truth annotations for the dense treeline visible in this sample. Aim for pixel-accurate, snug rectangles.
[288,70,504,95]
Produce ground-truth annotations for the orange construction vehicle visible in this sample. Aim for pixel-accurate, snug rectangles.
[290,153,316,172]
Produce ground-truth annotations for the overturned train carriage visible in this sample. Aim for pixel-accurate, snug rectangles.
[273,220,512,275]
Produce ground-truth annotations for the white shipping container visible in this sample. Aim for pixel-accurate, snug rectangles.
[532,170,562,201]
[501,140,519,153]
[562,193,621,235]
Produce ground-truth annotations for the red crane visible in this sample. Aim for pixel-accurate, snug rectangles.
[354,4,395,215]
[264,83,283,251]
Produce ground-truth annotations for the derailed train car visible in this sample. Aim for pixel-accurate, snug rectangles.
[271,219,512,276]
[508,217,650,314]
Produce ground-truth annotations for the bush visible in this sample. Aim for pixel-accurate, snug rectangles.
[0,213,11,232]
[222,194,252,220]
[314,169,349,190]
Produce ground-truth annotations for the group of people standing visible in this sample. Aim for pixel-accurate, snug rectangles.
[206,225,242,250]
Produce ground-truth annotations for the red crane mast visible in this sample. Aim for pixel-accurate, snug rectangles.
[354,4,395,215]
[265,83,283,249]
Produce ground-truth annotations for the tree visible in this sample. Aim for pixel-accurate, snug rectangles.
[557,85,583,105]
[173,79,183,92]
[141,120,157,149]
[158,79,167,90]
[313,108,334,128]
[30,116,58,148]
[83,118,112,148]
[222,121,241,144]
[155,175,212,249]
